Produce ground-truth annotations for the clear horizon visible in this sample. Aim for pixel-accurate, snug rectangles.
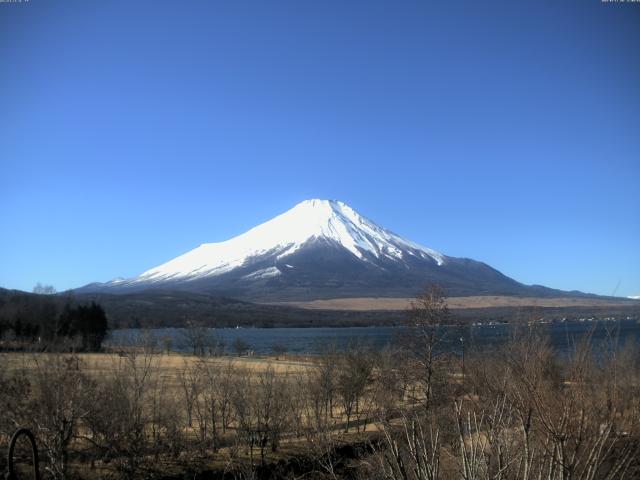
[1,1,639,297]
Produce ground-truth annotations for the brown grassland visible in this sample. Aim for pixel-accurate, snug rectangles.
[268,296,640,311]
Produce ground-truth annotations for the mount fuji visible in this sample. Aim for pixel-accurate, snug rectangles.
[79,199,571,301]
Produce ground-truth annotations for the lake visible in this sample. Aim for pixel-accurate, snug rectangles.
[107,318,640,357]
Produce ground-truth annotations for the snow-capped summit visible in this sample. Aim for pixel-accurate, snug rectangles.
[79,199,555,301]
[133,199,445,285]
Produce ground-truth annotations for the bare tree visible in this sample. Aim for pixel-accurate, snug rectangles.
[256,366,290,455]
[377,412,441,480]
[231,365,291,465]
[337,346,373,433]
[194,358,236,452]
[33,282,57,295]
[404,283,449,413]
[177,360,202,428]
[180,320,219,356]
[315,344,339,423]
[373,346,407,421]
[149,367,184,461]
[0,362,32,439]
[231,368,258,464]
[28,355,93,479]
[83,347,158,479]
[232,338,251,356]
[271,343,287,360]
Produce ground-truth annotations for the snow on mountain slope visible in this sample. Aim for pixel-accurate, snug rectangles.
[78,199,584,301]
[132,199,445,284]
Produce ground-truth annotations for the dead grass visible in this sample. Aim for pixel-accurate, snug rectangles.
[0,351,315,382]
[266,295,639,311]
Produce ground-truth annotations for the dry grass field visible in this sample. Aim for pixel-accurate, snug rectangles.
[268,295,640,311]
[2,310,639,480]
[0,349,388,478]
[1,351,316,383]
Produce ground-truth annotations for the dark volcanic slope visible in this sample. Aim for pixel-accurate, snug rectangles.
[163,240,568,301]
[78,238,581,302]
[76,200,600,302]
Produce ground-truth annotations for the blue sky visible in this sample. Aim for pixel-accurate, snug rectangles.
[1,0,639,297]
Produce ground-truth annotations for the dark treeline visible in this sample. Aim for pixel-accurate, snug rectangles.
[0,290,108,351]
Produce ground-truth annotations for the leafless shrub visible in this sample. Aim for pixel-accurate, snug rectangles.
[191,358,236,453]
[0,360,32,442]
[83,349,158,479]
[1,356,91,477]
[232,364,292,464]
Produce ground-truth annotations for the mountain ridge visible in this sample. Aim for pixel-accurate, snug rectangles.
[77,199,596,301]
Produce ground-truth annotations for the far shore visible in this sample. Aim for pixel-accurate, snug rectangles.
[266,295,640,311]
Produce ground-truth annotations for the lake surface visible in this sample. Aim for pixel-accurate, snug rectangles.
[107,319,640,357]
